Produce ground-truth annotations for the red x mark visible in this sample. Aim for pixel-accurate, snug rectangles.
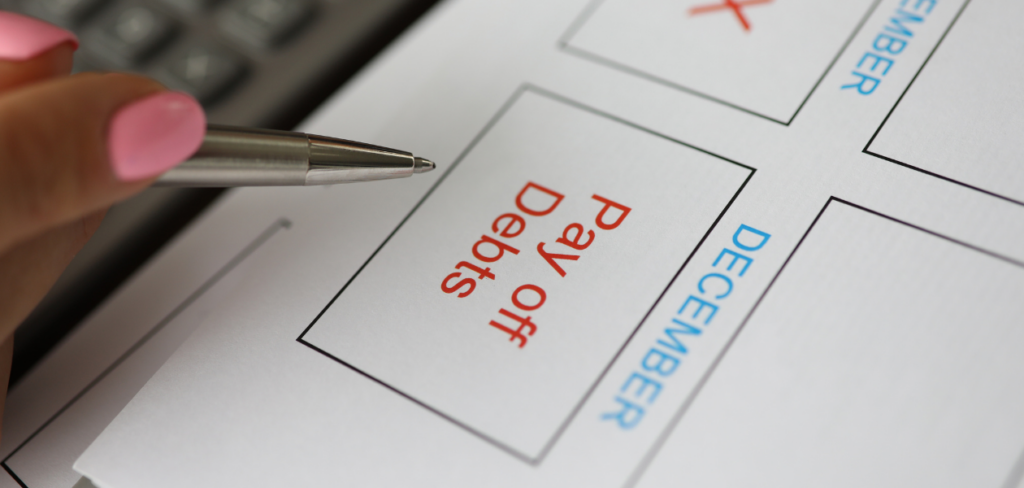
[689,0,773,32]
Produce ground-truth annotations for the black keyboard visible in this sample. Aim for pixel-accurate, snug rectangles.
[6,0,434,126]
[3,0,439,385]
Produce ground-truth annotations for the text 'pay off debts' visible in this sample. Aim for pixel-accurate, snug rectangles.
[440,181,632,348]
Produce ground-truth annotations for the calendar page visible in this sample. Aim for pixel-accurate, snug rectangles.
[7,0,1024,487]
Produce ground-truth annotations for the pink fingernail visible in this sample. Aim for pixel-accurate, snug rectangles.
[0,12,78,61]
[108,92,206,182]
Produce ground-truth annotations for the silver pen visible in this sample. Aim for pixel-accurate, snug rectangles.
[156,124,435,187]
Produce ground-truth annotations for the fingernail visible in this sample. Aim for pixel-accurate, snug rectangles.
[0,12,78,61]
[108,91,206,181]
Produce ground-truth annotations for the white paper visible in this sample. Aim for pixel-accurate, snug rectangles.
[866,0,1024,203]
[562,0,877,123]
[300,89,751,460]
[10,0,1024,486]
[0,210,290,487]
[637,199,1024,488]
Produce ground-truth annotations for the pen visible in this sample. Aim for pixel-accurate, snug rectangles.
[155,125,435,187]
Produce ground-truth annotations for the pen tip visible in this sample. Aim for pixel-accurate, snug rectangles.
[414,157,436,174]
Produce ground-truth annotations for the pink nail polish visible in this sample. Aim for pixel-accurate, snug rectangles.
[108,92,206,182]
[0,12,78,61]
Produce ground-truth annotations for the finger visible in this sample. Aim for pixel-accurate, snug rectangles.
[0,43,76,93]
[0,210,105,338]
[0,72,206,252]
[0,12,77,92]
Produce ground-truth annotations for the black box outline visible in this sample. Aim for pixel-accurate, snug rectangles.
[624,196,1024,487]
[297,84,755,465]
[862,0,1024,208]
[1,219,292,488]
[558,0,882,126]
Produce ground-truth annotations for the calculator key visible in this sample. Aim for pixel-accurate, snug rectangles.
[154,41,246,104]
[20,0,106,27]
[158,0,217,14]
[218,0,310,48]
[84,5,176,67]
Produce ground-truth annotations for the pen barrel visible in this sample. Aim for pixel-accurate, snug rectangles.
[306,135,416,184]
[156,125,310,187]
[154,125,419,186]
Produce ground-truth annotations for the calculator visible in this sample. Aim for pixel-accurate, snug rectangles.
[4,0,439,384]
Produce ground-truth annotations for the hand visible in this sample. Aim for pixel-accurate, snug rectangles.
[0,12,207,434]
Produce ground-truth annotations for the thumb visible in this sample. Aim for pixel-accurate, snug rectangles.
[0,72,206,252]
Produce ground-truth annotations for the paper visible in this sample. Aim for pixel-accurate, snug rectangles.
[0,214,290,487]
[561,0,877,123]
[299,88,751,461]
[9,0,1024,486]
[865,0,1024,203]
[636,198,1024,488]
